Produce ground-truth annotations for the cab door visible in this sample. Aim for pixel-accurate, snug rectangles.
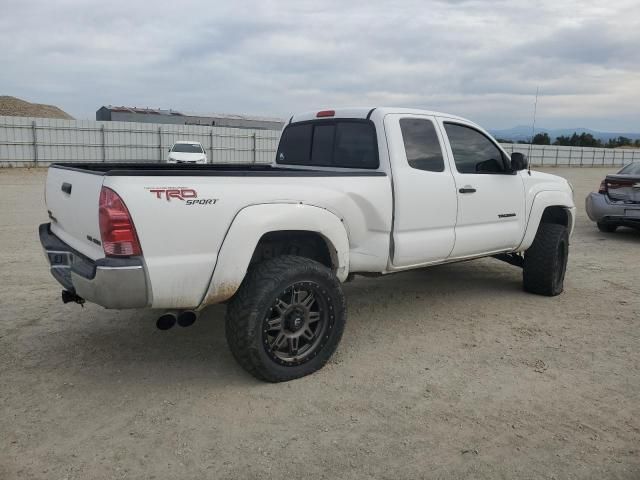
[385,114,458,267]
[438,119,526,257]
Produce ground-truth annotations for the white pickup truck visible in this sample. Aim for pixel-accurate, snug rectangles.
[40,107,575,382]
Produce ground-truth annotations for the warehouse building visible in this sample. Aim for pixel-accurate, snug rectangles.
[96,105,284,130]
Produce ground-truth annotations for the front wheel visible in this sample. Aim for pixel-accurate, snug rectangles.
[225,256,346,382]
[523,223,569,296]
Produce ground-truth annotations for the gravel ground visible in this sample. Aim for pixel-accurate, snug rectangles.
[1,167,638,479]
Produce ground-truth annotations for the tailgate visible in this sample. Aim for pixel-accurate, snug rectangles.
[45,166,105,260]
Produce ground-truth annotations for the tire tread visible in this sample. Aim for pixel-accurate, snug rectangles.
[225,255,345,382]
[523,223,568,296]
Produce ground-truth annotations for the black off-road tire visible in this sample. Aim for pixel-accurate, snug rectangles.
[523,223,569,296]
[225,256,346,382]
[597,221,617,233]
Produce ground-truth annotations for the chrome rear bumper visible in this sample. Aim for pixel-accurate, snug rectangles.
[39,223,150,309]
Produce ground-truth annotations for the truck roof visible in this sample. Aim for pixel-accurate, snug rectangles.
[290,107,474,126]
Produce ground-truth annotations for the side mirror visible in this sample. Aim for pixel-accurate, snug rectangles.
[510,152,528,171]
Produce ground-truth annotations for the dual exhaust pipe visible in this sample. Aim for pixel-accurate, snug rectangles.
[156,310,198,330]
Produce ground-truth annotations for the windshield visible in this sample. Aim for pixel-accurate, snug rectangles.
[171,143,203,153]
[618,162,640,175]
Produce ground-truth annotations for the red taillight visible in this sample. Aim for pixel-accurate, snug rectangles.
[316,110,335,118]
[598,180,607,194]
[99,187,142,256]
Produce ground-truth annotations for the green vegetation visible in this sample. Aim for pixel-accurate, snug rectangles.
[528,132,640,148]
[532,133,551,145]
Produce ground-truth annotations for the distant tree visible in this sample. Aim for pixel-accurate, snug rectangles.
[495,138,513,144]
[554,132,601,147]
[553,135,572,146]
[532,132,551,145]
[635,139,640,148]
[606,136,633,148]
[577,133,601,147]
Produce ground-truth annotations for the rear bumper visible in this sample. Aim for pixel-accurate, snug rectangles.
[39,223,150,309]
[585,193,640,228]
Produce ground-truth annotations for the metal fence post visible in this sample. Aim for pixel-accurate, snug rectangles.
[210,129,214,162]
[555,147,559,166]
[252,133,257,164]
[32,120,38,164]
[567,148,572,166]
[158,127,162,161]
[101,124,106,162]
[579,147,584,166]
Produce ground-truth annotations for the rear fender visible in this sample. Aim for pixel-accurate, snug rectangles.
[199,203,349,307]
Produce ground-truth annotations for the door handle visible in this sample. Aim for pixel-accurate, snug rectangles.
[459,186,476,194]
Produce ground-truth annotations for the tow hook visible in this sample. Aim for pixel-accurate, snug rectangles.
[61,290,85,306]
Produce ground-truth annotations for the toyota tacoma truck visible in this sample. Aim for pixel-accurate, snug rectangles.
[40,107,575,382]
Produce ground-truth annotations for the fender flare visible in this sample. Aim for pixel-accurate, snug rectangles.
[517,190,575,251]
[199,203,350,307]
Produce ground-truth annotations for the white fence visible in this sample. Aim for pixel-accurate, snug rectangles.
[501,143,640,167]
[1,115,639,167]
[0,115,280,166]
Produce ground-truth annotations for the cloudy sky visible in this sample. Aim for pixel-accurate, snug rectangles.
[1,0,639,130]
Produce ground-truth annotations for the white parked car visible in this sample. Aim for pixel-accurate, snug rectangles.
[40,107,575,382]
[167,141,207,164]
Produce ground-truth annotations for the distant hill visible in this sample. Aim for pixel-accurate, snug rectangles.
[491,125,640,143]
[0,96,73,119]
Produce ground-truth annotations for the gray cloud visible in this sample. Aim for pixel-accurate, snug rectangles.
[0,0,638,130]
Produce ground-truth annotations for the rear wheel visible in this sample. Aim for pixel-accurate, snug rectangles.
[225,256,346,382]
[597,221,617,233]
[523,223,569,296]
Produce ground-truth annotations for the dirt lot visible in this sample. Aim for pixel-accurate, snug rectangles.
[1,167,638,479]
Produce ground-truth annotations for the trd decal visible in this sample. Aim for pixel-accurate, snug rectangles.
[146,187,217,206]
[498,213,516,218]
[148,188,197,201]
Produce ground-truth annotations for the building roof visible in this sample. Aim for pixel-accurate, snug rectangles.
[101,105,283,122]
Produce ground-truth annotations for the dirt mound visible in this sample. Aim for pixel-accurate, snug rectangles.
[0,96,73,119]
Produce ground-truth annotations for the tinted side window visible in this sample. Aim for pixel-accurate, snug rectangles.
[444,123,505,174]
[276,124,312,165]
[399,118,445,172]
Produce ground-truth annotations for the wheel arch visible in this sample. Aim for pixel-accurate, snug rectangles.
[199,203,350,307]
[517,191,575,251]
[250,230,338,271]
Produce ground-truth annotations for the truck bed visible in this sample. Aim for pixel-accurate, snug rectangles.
[51,162,387,177]
[44,161,393,309]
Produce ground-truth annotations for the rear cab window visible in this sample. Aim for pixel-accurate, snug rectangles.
[276,120,379,169]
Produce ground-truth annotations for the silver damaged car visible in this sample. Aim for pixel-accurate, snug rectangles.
[586,162,640,232]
